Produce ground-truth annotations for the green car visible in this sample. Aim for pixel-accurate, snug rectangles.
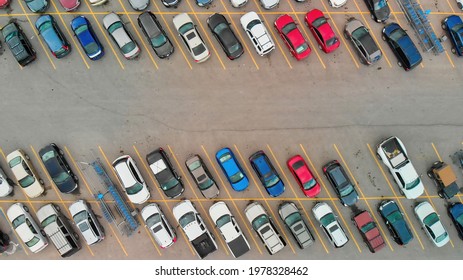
[2,21,36,66]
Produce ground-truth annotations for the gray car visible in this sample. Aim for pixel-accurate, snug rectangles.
[186,155,219,199]
[278,202,314,249]
[128,0,149,10]
[138,11,174,59]
[344,18,382,65]
[103,13,141,60]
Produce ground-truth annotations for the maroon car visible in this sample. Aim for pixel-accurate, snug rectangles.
[353,210,386,253]
[0,0,10,8]
[58,0,80,11]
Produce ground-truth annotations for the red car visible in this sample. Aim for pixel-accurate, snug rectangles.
[287,155,320,197]
[274,14,311,61]
[353,211,386,253]
[0,0,10,8]
[59,0,80,11]
[305,9,340,53]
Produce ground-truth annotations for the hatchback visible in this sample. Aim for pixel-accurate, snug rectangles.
[344,18,382,65]
[1,21,36,66]
[378,200,413,245]
[146,148,184,198]
[35,15,71,58]
[216,147,249,191]
[278,202,314,249]
[186,155,219,199]
[207,13,244,60]
[312,202,348,248]
[382,22,422,70]
[112,155,151,204]
[7,149,45,198]
[141,203,177,248]
[305,9,340,53]
[69,200,105,246]
[240,11,275,56]
[274,14,311,61]
[249,150,285,197]
[323,160,359,207]
[287,155,320,198]
[103,13,141,60]
[173,13,210,63]
[442,15,463,56]
[71,16,104,60]
[138,11,174,59]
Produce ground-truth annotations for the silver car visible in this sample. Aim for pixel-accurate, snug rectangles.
[128,0,149,11]
[141,203,177,249]
[185,155,219,199]
[344,18,382,65]
[103,13,141,60]
[278,202,314,249]
[69,200,105,246]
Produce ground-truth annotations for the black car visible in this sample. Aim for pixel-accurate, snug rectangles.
[364,0,390,23]
[448,203,463,240]
[322,160,359,207]
[146,148,184,198]
[207,13,244,60]
[1,21,36,66]
[39,143,78,193]
[378,200,413,245]
[0,230,10,254]
[137,11,174,59]
[161,0,180,7]
[382,23,422,71]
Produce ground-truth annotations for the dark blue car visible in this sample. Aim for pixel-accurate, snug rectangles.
[448,203,463,240]
[216,147,249,191]
[442,15,463,57]
[382,22,422,71]
[249,151,285,197]
[378,200,413,245]
[35,15,71,58]
[71,16,104,60]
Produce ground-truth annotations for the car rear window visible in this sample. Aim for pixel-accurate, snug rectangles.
[281,23,296,35]
[108,22,122,33]
[246,19,260,30]
[121,42,136,54]
[312,17,327,28]
[146,213,161,228]
[26,236,40,247]
[9,156,22,168]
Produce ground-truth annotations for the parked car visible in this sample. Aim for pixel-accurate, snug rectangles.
[305,9,340,53]
[274,14,311,61]
[209,201,250,258]
[287,155,320,198]
[456,0,463,10]
[7,149,45,198]
[344,18,382,65]
[146,148,184,198]
[427,161,460,199]
[245,202,286,255]
[0,230,10,254]
[278,202,314,249]
[364,0,390,22]
[138,11,174,59]
[35,15,71,59]
[196,0,212,6]
[249,151,285,197]
[186,155,219,199]
[353,210,386,253]
[312,202,348,248]
[327,0,347,8]
[216,147,249,191]
[71,16,104,60]
[415,201,449,247]
[442,15,463,57]
[448,203,463,240]
[323,160,359,207]
[259,0,278,9]
[141,203,177,248]
[0,0,9,8]
[1,21,36,66]
[173,13,210,63]
[128,0,149,11]
[69,200,105,246]
[0,167,14,197]
[103,12,140,60]
[57,0,80,11]
[240,11,275,56]
[112,155,150,204]
[161,0,181,8]
[24,0,48,13]
[7,203,48,253]
[382,23,422,70]
[88,0,106,6]
[39,143,78,194]
[378,200,413,245]
[230,0,247,8]
[207,13,244,60]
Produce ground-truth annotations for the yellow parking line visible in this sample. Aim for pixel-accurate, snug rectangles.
[200,145,263,255]
[0,206,30,255]
[366,144,425,250]
[266,145,329,254]
[446,0,456,13]
[132,145,196,256]
[233,144,296,254]
[299,144,362,253]
[185,1,226,70]
[16,0,56,70]
[429,22,455,68]
[166,145,229,255]
[333,144,394,252]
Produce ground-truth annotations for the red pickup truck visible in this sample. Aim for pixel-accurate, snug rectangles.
[353,211,386,253]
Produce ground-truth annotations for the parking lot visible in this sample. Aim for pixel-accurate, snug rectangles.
[1,0,463,260]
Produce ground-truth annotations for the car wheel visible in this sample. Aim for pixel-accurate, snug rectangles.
[452,48,456,54]
[376,153,381,160]
[73,175,79,182]
[318,44,322,50]
[370,13,375,20]
[397,61,402,67]
[458,2,463,9]
[427,171,433,178]
[399,189,404,196]
[25,154,30,160]
[344,32,349,39]
[23,205,29,212]
[438,192,444,199]
[40,230,46,237]
[73,232,80,240]
[39,179,44,185]
[59,149,64,156]
[55,205,60,212]
[442,23,447,30]
[381,35,386,41]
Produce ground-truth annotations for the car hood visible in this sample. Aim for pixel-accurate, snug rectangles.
[268,180,285,197]
[375,5,390,21]
[0,180,12,197]
[154,39,174,57]
[59,0,78,9]
[445,15,462,29]
[245,203,265,222]
[27,0,47,11]
[392,219,413,244]
[163,182,184,198]
[278,204,297,220]
[128,0,148,10]
[128,185,150,204]
[261,0,278,7]
[341,187,358,206]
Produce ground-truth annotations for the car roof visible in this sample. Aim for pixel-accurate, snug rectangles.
[113,156,137,186]
[139,12,161,38]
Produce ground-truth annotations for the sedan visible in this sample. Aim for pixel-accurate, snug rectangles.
[2,21,36,66]
[442,15,463,56]
[364,0,390,23]
[35,15,71,58]
[278,202,314,249]
[0,167,14,197]
[69,200,105,245]
[7,203,48,253]
[378,200,413,245]
[249,151,285,197]
[39,143,78,194]
[58,0,79,11]
[103,12,140,60]
[112,155,150,204]
[24,0,48,13]
[274,14,311,61]
[141,203,177,248]
[138,11,174,59]
[328,0,347,8]
[287,155,320,198]
[415,201,449,247]
[216,147,249,191]
[146,148,184,198]
[259,0,278,9]
[7,149,44,198]
[382,23,422,70]
[71,16,104,60]
[305,9,340,53]
[161,0,181,8]
[173,13,210,63]
[323,160,359,207]
[196,0,212,6]
[344,18,382,65]
[207,13,244,60]
[448,203,463,240]
[312,202,348,248]
[230,0,247,8]
[186,155,219,199]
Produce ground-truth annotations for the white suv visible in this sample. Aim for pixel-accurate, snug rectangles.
[240,12,275,56]
[112,155,150,204]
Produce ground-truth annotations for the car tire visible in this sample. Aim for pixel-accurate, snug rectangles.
[458,2,463,9]
[39,179,44,185]
[59,149,64,156]
[73,175,79,182]
[370,14,375,20]
[427,172,433,178]
[41,230,46,237]
[25,154,30,160]
[318,44,322,50]
[376,153,382,160]
[55,205,60,212]
[452,48,456,54]
[399,189,404,196]
[381,35,386,41]
[23,205,29,212]
[74,232,80,240]
[442,23,447,30]
[397,61,402,67]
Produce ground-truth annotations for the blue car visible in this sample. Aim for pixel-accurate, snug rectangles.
[196,0,212,6]
[216,147,249,191]
[442,15,463,57]
[249,151,285,197]
[448,203,463,240]
[71,16,104,60]
[378,200,413,245]
[382,22,422,71]
[35,15,71,59]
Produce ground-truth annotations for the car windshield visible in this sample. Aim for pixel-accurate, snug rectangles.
[192,44,206,56]
[179,23,194,35]
[26,236,40,248]
[151,34,167,47]
[386,211,402,224]
[303,178,317,190]
[19,175,35,188]
[161,177,179,191]
[73,210,88,224]
[320,213,335,227]
[340,185,354,197]
[216,214,231,228]
[423,213,439,227]
[188,160,201,171]
[213,23,228,35]
[284,212,301,227]
[246,19,261,30]
[456,213,463,226]
[84,42,99,55]
[41,150,55,162]
[296,42,309,54]
[12,215,26,229]
[282,23,297,34]
[108,22,122,34]
[361,222,376,233]
[389,28,406,42]
[405,177,420,190]
[199,178,214,190]
[326,37,338,47]
[451,23,463,34]
[121,42,136,54]
[252,214,268,231]
[75,24,88,36]
[41,214,57,227]
[53,172,70,184]
[265,175,280,188]
[436,232,448,243]
[127,182,143,195]
[352,27,368,40]
[230,171,244,183]
[229,43,241,53]
[179,212,195,228]
[9,156,22,168]
[313,17,327,28]
[146,213,161,228]
[374,0,387,10]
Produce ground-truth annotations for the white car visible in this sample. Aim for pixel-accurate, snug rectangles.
[209,201,250,258]
[173,13,210,63]
[7,203,48,253]
[103,13,141,60]
[141,203,177,249]
[240,12,275,56]
[259,0,278,9]
[328,0,347,8]
[0,167,13,197]
[88,0,106,5]
[414,201,449,247]
[456,0,463,10]
[7,149,44,198]
[245,202,285,255]
[69,200,105,246]
[230,0,247,8]
[112,155,150,204]
[312,202,348,248]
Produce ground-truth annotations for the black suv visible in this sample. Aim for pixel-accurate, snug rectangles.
[39,143,78,193]
[146,148,184,198]
[137,11,174,59]
[1,21,36,66]
[323,160,359,207]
